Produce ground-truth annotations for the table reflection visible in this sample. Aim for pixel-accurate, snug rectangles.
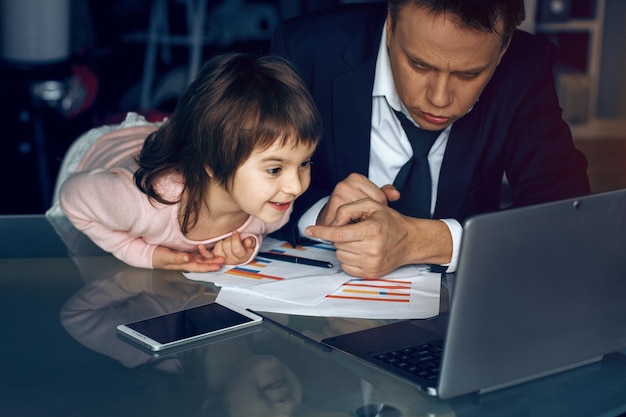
[57,255,375,416]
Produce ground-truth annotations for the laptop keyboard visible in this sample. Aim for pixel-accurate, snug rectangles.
[373,340,444,383]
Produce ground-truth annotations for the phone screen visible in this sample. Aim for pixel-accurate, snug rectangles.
[118,303,261,350]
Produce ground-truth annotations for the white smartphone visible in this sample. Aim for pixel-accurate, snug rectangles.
[116,302,263,352]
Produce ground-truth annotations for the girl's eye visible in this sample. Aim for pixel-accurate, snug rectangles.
[267,167,282,175]
[300,160,313,169]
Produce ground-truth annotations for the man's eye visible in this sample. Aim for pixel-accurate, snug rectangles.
[267,167,282,175]
[411,61,429,71]
[458,72,479,80]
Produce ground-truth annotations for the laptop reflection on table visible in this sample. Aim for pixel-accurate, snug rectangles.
[322,189,626,399]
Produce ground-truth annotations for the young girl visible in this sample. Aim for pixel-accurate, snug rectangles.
[57,52,321,272]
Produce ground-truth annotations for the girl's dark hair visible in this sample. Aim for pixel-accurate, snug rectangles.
[388,0,525,48]
[134,52,321,234]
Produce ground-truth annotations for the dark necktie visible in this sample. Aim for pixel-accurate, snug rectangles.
[389,110,441,218]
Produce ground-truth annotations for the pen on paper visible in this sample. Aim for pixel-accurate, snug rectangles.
[258,252,333,268]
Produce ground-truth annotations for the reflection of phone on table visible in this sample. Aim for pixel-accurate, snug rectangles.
[116,302,263,351]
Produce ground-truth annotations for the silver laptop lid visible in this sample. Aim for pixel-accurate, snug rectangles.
[438,189,626,398]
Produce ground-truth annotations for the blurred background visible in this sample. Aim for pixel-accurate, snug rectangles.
[0,0,624,215]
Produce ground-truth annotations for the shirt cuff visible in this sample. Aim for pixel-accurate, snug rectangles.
[297,196,330,242]
[438,218,462,273]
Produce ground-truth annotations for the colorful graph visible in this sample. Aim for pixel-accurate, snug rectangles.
[226,266,283,281]
[276,242,337,253]
[247,258,270,268]
[278,242,307,251]
[187,237,441,319]
[224,242,336,282]
[326,278,413,303]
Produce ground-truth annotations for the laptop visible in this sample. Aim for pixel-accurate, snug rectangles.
[322,189,626,399]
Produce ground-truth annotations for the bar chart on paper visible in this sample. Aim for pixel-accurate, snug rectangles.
[186,239,341,288]
[184,238,442,319]
[311,264,442,318]
[328,278,414,303]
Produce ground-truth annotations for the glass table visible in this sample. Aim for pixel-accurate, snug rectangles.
[2,215,625,417]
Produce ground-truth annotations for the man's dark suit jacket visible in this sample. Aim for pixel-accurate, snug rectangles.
[270,2,590,244]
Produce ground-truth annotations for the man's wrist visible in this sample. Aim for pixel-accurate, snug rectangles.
[404,217,458,270]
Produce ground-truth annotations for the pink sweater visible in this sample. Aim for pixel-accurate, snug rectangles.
[59,125,290,269]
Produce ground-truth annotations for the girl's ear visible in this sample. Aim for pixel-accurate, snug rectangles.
[204,165,214,178]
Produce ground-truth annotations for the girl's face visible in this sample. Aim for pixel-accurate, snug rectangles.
[227,138,316,224]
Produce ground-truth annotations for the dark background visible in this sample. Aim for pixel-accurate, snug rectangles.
[0,0,624,216]
[0,0,345,215]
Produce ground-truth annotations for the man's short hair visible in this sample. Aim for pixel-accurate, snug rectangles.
[388,0,526,48]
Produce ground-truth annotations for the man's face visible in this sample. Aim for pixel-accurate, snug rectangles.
[386,6,509,131]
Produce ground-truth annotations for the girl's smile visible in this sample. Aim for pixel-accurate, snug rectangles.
[269,201,292,212]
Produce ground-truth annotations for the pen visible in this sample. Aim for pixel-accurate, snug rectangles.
[258,251,333,268]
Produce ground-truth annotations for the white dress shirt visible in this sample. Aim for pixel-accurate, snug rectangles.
[298,23,461,272]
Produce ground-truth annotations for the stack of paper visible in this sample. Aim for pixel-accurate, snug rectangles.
[184,238,440,319]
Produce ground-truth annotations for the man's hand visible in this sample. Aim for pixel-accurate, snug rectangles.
[317,173,400,227]
[306,198,452,278]
[210,231,257,265]
[152,246,226,272]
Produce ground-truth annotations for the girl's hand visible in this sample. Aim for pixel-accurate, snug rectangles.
[152,245,226,272]
[210,231,257,265]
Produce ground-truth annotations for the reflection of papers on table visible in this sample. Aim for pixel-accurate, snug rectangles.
[184,237,440,319]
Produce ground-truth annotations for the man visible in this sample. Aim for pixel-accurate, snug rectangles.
[270,0,589,278]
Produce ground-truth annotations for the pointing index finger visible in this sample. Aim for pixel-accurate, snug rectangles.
[305,222,362,244]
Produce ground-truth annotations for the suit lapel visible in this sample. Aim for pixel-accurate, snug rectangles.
[333,65,376,180]
[332,16,383,181]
